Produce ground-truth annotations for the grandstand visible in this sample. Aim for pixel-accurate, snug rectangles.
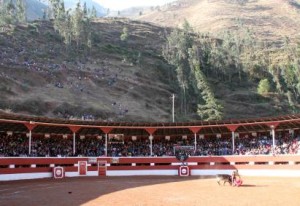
[1,111,300,181]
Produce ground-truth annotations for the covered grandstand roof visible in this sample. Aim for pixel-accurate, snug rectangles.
[1,111,300,136]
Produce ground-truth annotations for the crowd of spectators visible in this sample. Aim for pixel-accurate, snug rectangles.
[1,30,146,123]
[0,132,299,157]
[0,41,133,121]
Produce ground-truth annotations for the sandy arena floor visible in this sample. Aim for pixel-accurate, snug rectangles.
[0,176,300,206]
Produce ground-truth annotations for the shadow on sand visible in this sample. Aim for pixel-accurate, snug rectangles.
[240,184,267,187]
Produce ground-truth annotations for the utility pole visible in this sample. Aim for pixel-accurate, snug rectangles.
[171,94,175,122]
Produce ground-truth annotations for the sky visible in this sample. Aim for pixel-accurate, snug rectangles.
[94,0,177,10]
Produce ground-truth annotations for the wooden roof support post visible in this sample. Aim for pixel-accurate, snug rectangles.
[100,127,114,157]
[188,127,202,154]
[265,122,280,153]
[145,128,157,156]
[23,122,37,156]
[69,126,81,156]
[226,125,240,155]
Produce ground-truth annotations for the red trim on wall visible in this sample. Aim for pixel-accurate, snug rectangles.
[145,128,157,135]
[226,125,239,132]
[0,168,52,174]
[265,122,280,128]
[69,126,81,133]
[101,127,113,134]
[189,127,202,134]
[23,123,37,131]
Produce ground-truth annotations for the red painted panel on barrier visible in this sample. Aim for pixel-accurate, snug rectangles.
[53,167,64,179]
[79,161,87,175]
[98,161,107,176]
[179,166,189,176]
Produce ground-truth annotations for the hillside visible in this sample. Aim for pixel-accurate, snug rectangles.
[0,19,178,122]
[2,0,300,122]
[0,16,296,122]
[137,0,300,45]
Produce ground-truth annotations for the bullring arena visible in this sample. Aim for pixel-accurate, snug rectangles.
[1,112,300,205]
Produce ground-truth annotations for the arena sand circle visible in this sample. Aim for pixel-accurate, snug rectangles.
[0,176,300,206]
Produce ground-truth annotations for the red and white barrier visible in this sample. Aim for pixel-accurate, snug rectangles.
[1,156,300,181]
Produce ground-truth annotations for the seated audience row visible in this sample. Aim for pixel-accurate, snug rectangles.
[0,132,299,157]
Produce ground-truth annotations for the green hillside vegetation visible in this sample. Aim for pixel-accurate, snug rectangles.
[0,0,300,122]
[138,0,300,116]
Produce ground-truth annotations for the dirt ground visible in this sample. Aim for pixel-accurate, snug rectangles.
[0,176,300,206]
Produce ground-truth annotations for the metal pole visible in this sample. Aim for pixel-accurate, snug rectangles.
[194,133,197,154]
[105,133,108,156]
[150,135,153,156]
[172,94,175,122]
[232,131,235,155]
[272,127,276,152]
[73,132,76,155]
[29,130,32,155]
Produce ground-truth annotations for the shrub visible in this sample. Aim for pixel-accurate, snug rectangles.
[257,78,270,94]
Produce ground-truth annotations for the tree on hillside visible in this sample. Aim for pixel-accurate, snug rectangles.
[206,35,231,81]
[0,0,26,26]
[51,0,71,47]
[53,1,66,30]
[266,39,300,107]
[83,2,88,16]
[91,6,97,18]
[83,17,92,51]
[189,46,223,120]
[209,20,257,83]
[5,0,15,17]
[49,0,60,19]
[72,1,84,47]
[163,20,193,115]
[163,19,223,120]
[257,78,270,95]
[62,14,72,47]
[16,0,26,23]
[48,0,93,51]
[120,27,129,41]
